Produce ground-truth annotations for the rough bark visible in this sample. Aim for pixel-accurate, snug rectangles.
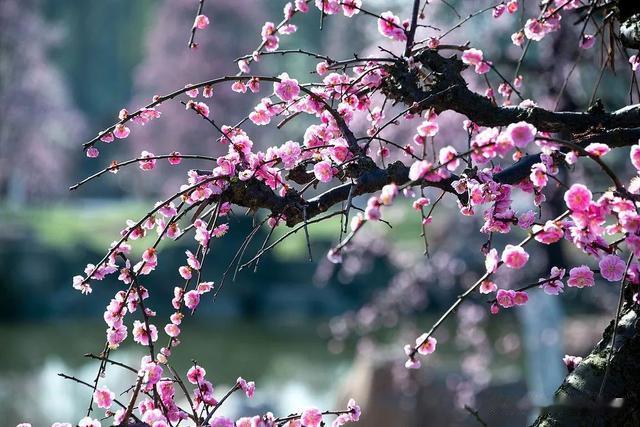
[532,303,640,427]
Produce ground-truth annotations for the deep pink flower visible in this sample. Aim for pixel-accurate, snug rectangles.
[585,143,610,157]
[496,289,515,308]
[184,290,200,310]
[187,365,206,384]
[564,184,592,212]
[563,354,583,373]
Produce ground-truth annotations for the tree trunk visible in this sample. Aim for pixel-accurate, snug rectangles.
[532,303,640,426]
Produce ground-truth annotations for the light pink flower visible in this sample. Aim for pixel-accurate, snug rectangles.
[564,184,592,212]
[187,365,206,384]
[194,14,210,29]
[93,386,115,409]
[485,248,499,273]
[563,354,582,373]
[237,376,256,398]
[301,408,323,427]
[377,11,406,42]
[415,333,437,355]
[86,147,99,158]
[630,144,640,170]
[439,146,459,171]
[524,18,546,41]
[505,121,536,148]
[567,266,595,288]
[501,244,529,269]
[599,254,626,282]
[585,143,610,157]
[313,161,333,183]
[184,290,200,310]
[479,280,497,294]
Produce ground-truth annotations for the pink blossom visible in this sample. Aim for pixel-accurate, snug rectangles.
[342,0,362,17]
[274,73,300,102]
[184,290,200,310]
[168,151,182,165]
[412,197,430,210]
[86,147,99,158]
[479,280,497,294]
[164,323,180,337]
[187,365,206,384]
[365,197,381,221]
[379,184,398,206]
[179,266,192,279]
[579,34,595,49]
[524,18,546,41]
[301,408,323,427]
[78,417,101,427]
[461,48,490,74]
[194,14,210,29]
[313,161,333,183]
[496,289,515,308]
[415,333,437,355]
[530,162,548,188]
[485,248,499,273]
[505,121,536,148]
[139,151,157,171]
[564,184,592,212]
[377,11,406,42]
[416,120,439,137]
[630,55,640,72]
[563,354,582,373]
[630,144,640,170]
[93,385,115,409]
[567,266,595,288]
[533,221,564,245]
[316,61,329,75]
[237,377,256,398]
[599,254,626,282]
[501,244,529,269]
[513,291,529,305]
[585,143,610,157]
[132,320,158,346]
[113,123,130,139]
[439,146,459,171]
[408,160,430,181]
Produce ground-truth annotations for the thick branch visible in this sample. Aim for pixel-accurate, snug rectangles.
[532,304,640,426]
[383,50,640,135]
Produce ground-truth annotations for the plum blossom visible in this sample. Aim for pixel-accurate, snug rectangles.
[505,121,536,148]
[415,333,437,355]
[564,184,592,212]
[585,143,610,157]
[567,266,595,288]
[313,161,333,183]
[194,14,210,29]
[630,144,640,170]
[274,73,300,102]
[599,255,626,282]
[479,280,497,294]
[461,48,490,74]
[501,244,529,269]
[301,408,323,427]
[93,386,115,409]
[563,354,583,373]
[377,11,406,41]
[187,365,206,384]
[237,377,256,398]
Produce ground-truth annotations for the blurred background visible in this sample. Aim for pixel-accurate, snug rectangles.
[0,0,634,425]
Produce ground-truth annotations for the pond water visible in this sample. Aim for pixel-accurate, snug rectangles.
[0,319,353,426]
